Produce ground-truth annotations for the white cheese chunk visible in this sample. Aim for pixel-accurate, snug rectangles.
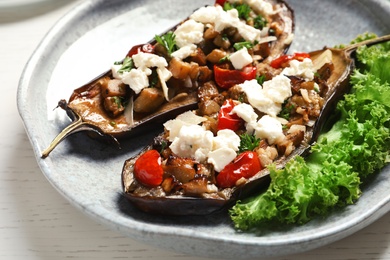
[163,111,207,141]
[254,115,285,144]
[282,58,315,81]
[244,0,276,15]
[190,6,219,24]
[171,44,197,60]
[169,124,214,163]
[190,5,263,42]
[207,148,237,172]
[111,64,126,80]
[121,69,149,94]
[174,19,204,48]
[239,79,281,117]
[230,47,253,70]
[212,129,240,151]
[132,52,168,70]
[231,103,258,133]
[262,74,292,104]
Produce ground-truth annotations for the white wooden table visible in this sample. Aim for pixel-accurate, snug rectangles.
[1,1,389,259]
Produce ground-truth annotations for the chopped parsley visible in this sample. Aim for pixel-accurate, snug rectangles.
[111,96,124,109]
[256,75,266,85]
[253,15,268,29]
[154,31,178,56]
[239,133,261,153]
[233,41,254,51]
[149,69,159,87]
[115,56,134,74]
[219,55,230,63]
[224,2,251,20]
[278,103,295,120]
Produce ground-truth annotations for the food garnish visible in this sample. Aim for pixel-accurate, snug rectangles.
[230,34,390,231]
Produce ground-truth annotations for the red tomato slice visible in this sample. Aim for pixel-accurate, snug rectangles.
[217,99,244,132]
[215,0,227,6]
[214,65,257,89]
[270,52,311,69]
[127,43,155,57]
[216,151,262,188]
[134,150,163,187]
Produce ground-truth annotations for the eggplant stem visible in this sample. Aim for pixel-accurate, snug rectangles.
[344,34,390,53]
[41,117,86,158]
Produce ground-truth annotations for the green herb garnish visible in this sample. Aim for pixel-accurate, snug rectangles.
[111,96,123,109]
[223,2,251,20]
[219,56,230,63]
[154,31,178,56]
[116,56,134,74]
[278,103,295,120]
[253,15,268,29]
[149,69,159,87]
[256,75,266,85]
[234,41,254,51]
[239,133,261,153]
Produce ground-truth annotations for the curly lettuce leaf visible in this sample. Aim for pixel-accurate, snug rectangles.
[230,38,390,231]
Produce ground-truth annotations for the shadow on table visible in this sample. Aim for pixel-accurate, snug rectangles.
[0,0,76,24]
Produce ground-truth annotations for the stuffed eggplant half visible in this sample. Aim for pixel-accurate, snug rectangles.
[122,34,390,216]
[42,0,294,158]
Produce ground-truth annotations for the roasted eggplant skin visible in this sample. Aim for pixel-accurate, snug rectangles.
[121,43,362,216]
[42,0,295,158]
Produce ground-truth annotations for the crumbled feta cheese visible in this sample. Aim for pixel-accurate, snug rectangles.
[190,5,264,42]
[207,148,237,172]
[239,79,282,117]
[163,111,206,141]
[165,112,240,170]
[236,22,262,43]
[171,44,197,60]
[282,58,315,81]
[121,69,149,94]
[169,124,214,163]
[215,6,239,32]
[229,47,253,70]
[262,74,292,104]
[190,6,219,24]
[111,64,125,80]
[244,0,276,15]
[174,19,204,48]
[113,52,171,95]
[231,103,258,133]
[254,115,285,144]
[212,129,240,151]
[132,52,168,70]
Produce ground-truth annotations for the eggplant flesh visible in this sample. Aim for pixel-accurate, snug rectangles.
[41,0,294,158]
[122,35,390,216]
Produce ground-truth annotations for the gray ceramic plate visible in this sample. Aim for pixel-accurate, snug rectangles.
[17,0,390,258]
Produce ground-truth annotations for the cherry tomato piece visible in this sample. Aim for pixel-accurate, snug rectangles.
[214,64,257,89]
[217,99,244,132]
[134,150,163,187]
[215,0,227,5]
[127,43,155,57]
[270,52,310,69]
[216,151,262,188]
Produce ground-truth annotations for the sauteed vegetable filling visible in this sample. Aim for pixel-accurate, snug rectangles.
[129,54,332,197]
[90,0,291,121]
[41,0,294,158]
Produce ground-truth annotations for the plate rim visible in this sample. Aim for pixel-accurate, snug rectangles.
[16,0,390,258]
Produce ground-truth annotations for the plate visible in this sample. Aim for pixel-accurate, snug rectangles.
[17,0,390,258]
